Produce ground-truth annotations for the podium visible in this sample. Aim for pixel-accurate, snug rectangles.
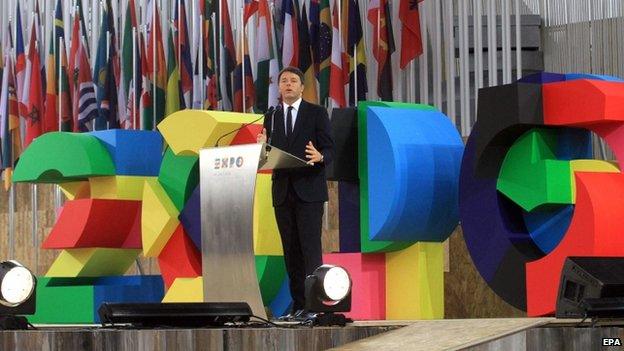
[199,143,309,319]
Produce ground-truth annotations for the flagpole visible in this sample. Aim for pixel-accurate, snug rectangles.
[58,39,62,131]
[177,0,181,77]
[377,2,381,101]
[152,0,156,130]
[353,44,357,107]
[212,12,219,111]
[55,38,63,224]
[132,26,137,129]
[240,9,245,112]
[199,13,204,109]
[7,16,15,261]
[106,31,110,130]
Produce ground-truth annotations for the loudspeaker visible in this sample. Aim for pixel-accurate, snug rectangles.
[327,108,358,182]
[556,257,624,318]
[98,302,252,327]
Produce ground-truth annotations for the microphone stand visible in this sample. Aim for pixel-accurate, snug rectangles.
[267,105,280,146]
[213,107,275,147]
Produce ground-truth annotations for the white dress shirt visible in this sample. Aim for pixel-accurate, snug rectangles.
[282,98,302,134]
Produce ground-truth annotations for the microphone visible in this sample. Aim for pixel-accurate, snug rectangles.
[213,106,275,147]
[267,104,281,146]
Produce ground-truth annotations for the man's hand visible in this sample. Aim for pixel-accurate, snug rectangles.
[305,141,323,165]
[257,128,267,143]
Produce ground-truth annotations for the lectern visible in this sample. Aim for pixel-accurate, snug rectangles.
[199,143,309,319]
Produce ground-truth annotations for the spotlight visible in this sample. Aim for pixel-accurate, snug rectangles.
[0,260,36,330]
[304,265,353,326]
[556,257,624,319]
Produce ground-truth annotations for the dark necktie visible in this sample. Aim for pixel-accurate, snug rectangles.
[286,106,293,140]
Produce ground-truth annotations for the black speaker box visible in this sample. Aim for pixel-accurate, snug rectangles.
[556,257,624,318]
[98,302,252,327]
[327,108,358,182]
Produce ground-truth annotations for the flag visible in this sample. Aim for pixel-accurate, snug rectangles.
[0,51,21,189]
[24,25,44,147]
[204,0,219,110]
[121,0,139,129]
[299,4,318,104]
[76,0,91,53]
[191,0,205,108]
[75,30,99,132]
[93,1,119,130]
[244,0,259,26]
[33,1,46,94]
[58,41,73,131]
[399,0,423,69]
[345,0,367,104]
[318,0,332,104]
[329,0,346,108]
[309,0,320,75]
[69,6,82,131]
[165,28,181,116]
[14,3,26,120]
[139,32,153,130]
[45,0,71,133]
[233,33,256,112]
[368,0,395,101]
[147,4,167,127]
[219,0,236,111]
[255,0,276,112]
[281,0,300,68]
[176,0,193,108]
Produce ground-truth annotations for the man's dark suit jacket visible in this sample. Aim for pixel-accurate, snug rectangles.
[263,100,334,206]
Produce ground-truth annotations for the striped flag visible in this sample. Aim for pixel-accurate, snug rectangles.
[14,3,26,121]
[329,0,346,108]
[281,0,299,68]
[244,0,259,26]
[255,0,277,112]
[75,31,98,131]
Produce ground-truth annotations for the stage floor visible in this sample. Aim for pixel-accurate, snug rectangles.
[2,318,622,350]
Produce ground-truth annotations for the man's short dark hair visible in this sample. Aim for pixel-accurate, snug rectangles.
[278,66,305,85]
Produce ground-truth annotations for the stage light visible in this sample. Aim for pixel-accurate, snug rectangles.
[304,265,353,326]
[556,257,624,320]
[0,260,36,330]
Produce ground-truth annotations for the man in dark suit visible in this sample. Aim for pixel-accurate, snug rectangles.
[257,66,334,320]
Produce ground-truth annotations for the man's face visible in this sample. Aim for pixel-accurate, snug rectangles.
[279,72,304,102]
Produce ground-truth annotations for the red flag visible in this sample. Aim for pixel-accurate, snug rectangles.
[367,0,395,101]
[24,27,44,147]
[399,0,423,69]
[68,10,81,100]
[329,0,345,108]
[244,0,259,26]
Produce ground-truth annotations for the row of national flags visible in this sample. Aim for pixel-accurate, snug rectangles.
[0,0,423,184]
